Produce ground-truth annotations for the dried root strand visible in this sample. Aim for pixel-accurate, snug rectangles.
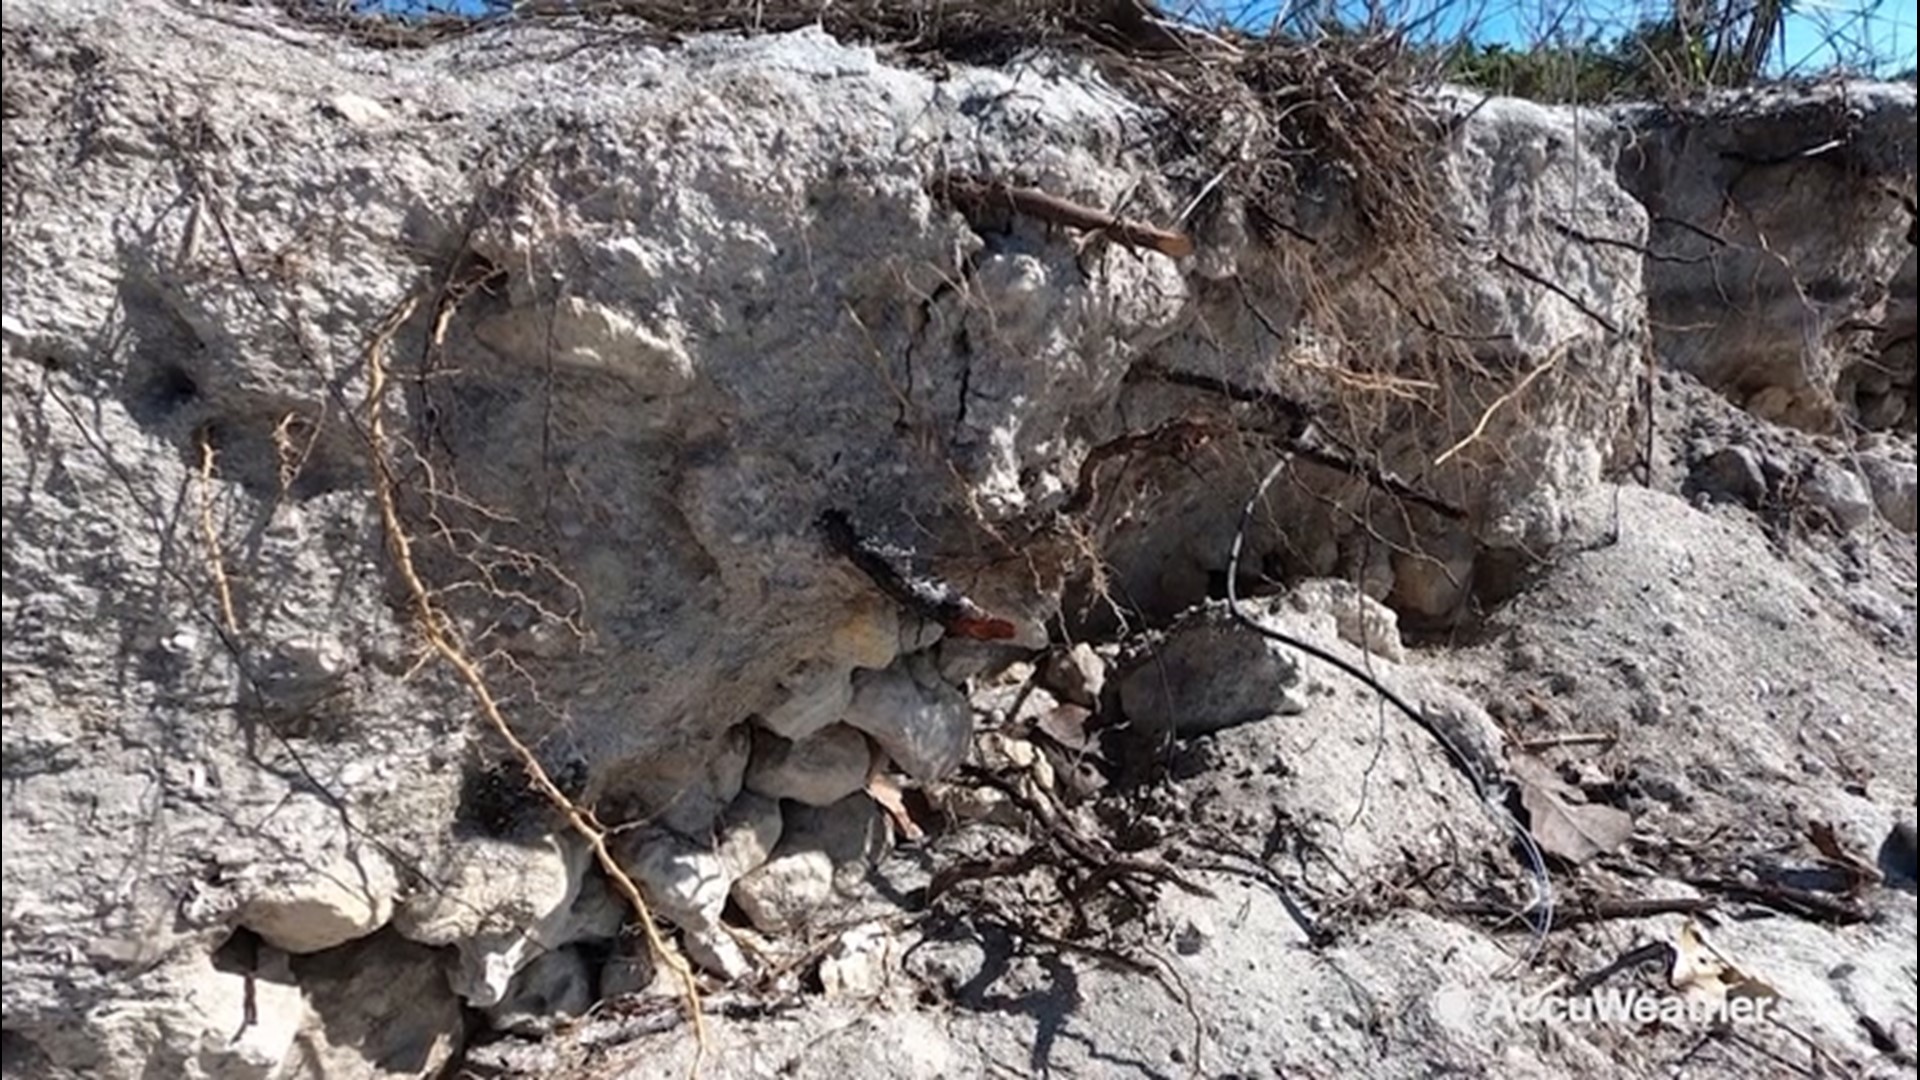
[1431,338,1575,468]
[196,427,241,637]
[360,291,709,1059]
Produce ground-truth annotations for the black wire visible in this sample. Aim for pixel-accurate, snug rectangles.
[1225,453,1553,968]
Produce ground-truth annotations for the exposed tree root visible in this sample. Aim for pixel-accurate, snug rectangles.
[360,292,710,1063]
[1432,338,1577,467]
[196,426,241,637]
[932,174,1196,258]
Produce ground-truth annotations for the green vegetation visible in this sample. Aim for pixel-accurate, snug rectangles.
[1438,35,1655,102]
[1433,1,1883,103]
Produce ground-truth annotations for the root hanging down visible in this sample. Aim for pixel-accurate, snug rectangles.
[360,292,710,1059]
[196,427,241,637]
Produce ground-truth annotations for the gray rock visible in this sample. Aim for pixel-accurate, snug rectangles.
[964,674,1050,726]
[683,926,755,982]
[1038,642,1107,707]
[484,946,594,1037]
[1389,533,1477,622]
[731,850,836,933]
[744,724,874,807]
[324,92,394,128]
[1857,386,1909,430]
[285,930,467,1079]
[817,923,895,999]
[1288,579,1406,662]
[610,725,752,837]
[759,661,856,741]
[611,830,751,979]
[475,296,697,398]
[819,600,904,673]
[899,618,947,654]
[20,943,309,1080]
[782,794,894,895]
[1117,603,1307,739]
[843,665,974,783]
[1695,445,1768,504]
[1804,461,1876,532]
[238,846,398,954]
[1859,453,1918,533]
[715,792,785,879]
[611,831,732,931]
[555,873,629,948]
[596,950,656,1001]
[391,834,588,1008]
[935,638,1030,685]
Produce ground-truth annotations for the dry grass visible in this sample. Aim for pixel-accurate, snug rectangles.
[259,1,1450,254]
[254,3,1496,543]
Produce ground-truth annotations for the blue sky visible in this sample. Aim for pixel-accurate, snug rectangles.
[1192,0,1917,74]
[1772,0,1916,73]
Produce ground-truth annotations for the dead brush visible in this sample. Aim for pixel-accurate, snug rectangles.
[1220,31,1451,251]
[252,1,1522,534]
[271,0,1193,56]
[258,2,1452,244]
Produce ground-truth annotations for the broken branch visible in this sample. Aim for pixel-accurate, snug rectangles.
[933,175,1195,258]
[1061,417,1221,517]
[1449,894,1715,931]
[1491,251,1621,335]
[1122,360,1470,522]
[1686,876,1873,925]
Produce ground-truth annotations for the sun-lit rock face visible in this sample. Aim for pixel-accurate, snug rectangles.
[2,1,1912,1076]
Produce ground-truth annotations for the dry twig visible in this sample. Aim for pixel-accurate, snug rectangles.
[932,175,1195,258]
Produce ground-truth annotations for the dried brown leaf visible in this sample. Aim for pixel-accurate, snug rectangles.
[1671,920,1781,1009]
[865,770,925,842]
[1513,754,1633,864]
